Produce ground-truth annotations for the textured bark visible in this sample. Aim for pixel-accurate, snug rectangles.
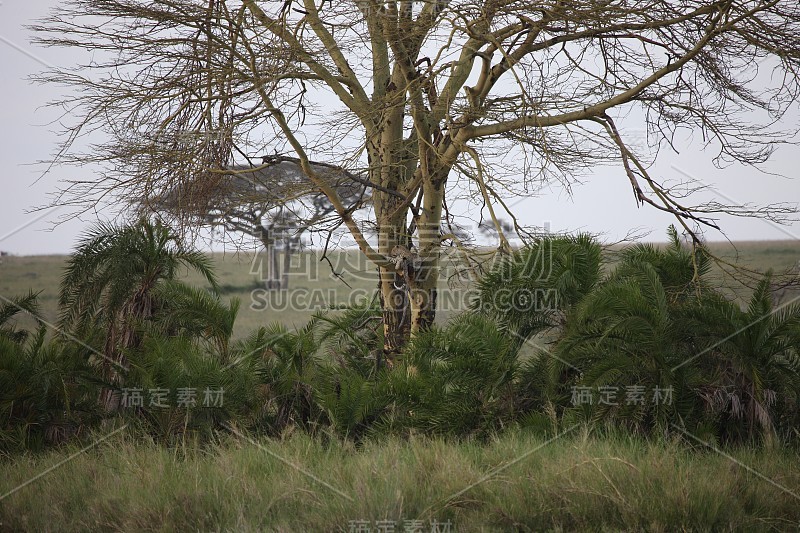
[100,293,151,412]
[376,212,412,362]
[379,268,410,366]
[410,171,447,335]
[372,70,417,360]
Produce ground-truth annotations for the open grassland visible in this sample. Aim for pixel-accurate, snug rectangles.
[1,428,799,532]
[2,240,800,340]
[0,248,472,338]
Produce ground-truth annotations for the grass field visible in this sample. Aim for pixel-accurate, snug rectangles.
[2,240,799,340]
[1,427,800,532]
[0,248,479,339]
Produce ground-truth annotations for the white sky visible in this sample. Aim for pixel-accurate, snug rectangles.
[1,1,800,256]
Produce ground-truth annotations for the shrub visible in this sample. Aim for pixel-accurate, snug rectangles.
[0,294,99,453]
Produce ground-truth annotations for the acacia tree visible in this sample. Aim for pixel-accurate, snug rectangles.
[35,1,800,361]
[152,155,368,289]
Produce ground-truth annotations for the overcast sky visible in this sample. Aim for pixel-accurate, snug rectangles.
[2,1,800,256]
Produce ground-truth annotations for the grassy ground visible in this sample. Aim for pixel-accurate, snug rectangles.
[1,427,799,532]
[0,248,474,339]
[2,240,799,340]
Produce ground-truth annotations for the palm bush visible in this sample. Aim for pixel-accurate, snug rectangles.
[314,365,390,440]
[316,298,383,376]
[470,233,605,431]
[6,220,795,450]
[551,229,713,435]
[607,225,712,299]
[311,299,392,440]
[58,218,219,409]
[383,313,519,439]
[687,274,800,443]
[120,333,259,444]
[0,294,99,453]
[220,299,386,440]
[556,260,708,435]
[0,291,42,344]
[235,320,324,435]
[150,281,241,359]
[551,227,800,443]
[472,233,603,341]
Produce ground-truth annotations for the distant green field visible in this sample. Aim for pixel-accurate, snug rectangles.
[2,240,799,339]
[0,248,472,339]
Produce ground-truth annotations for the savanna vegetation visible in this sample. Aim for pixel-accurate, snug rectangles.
[2,219,800,530]
[12,0,800,528]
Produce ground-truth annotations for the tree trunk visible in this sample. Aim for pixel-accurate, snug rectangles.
[373,171,446,358]
[258,223,282,290]
[258,240,281,290]
[269,243,281,289]
[368,59,452,362]
[410,172,446,334]
[378,266,409,366]
[281,236,294,290]
[376,214,411,365]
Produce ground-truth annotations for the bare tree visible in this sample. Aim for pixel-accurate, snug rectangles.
[152,155,367,289]
[34,0,800,361]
